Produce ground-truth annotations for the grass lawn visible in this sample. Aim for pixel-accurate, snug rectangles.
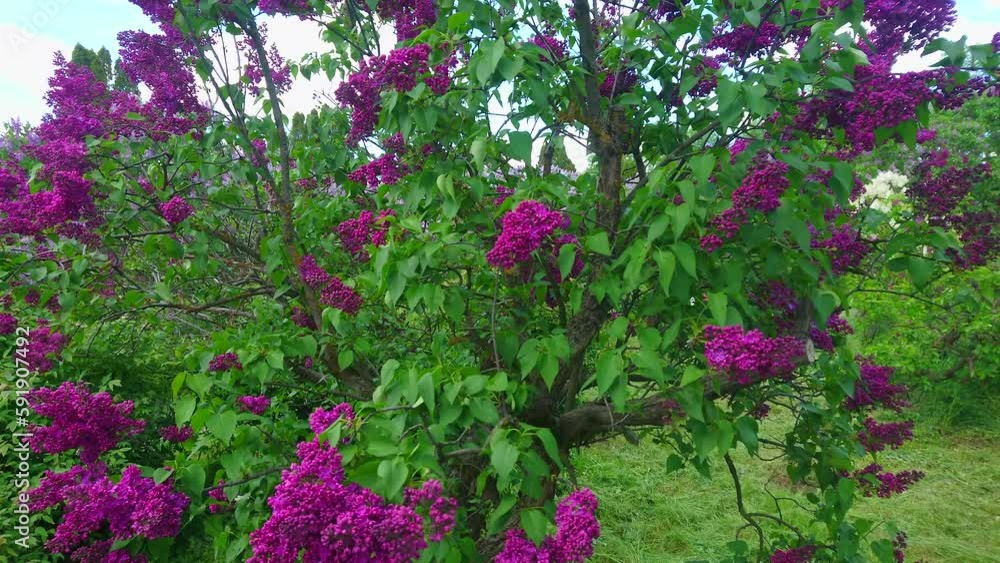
[575,412,1000,562]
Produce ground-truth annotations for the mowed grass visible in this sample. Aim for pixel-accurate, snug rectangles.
[574,411,1000,562]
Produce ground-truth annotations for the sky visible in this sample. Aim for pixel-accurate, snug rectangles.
[0,0,998,127]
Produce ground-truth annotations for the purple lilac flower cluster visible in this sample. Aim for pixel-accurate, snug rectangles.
[487,200,569,269]
[309,403,355,435]
[850,463,924,498]
[651,0,684,22]
[811,223,871,274]
[771,545,816,563]
[27,382,146,464]
[209,352,242,372]
[0,312,15,334]
[702,159,788,252]
[703,325,804,385]
[348,153,407,188]
[248,436,455,562]
[845,360,910,412]
[336,209,395,259]
[600,67,639,98]
[241,25,292,96]
[335,44,437,143]
[404,480,458,541]
[531,31,568,62]
[495,489,601,563]
[159,196,194,225]
[25,322,67,372]
[858,417,915,453]
[207,480,229,514]
[495,185,515,206]
[159,425,193,443]
[298,254,364,315]
[291,305,317,329]
[238,395,271,415]
[908,162,994,268]
[29,464,189,560]
[688,56,721,98]
[862,0,956,52]
[258,0,314,17]
[706,22,783,62]
[375,0,437,41]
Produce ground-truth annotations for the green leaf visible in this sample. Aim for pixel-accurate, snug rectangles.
[707,292,728,325]
[907,257,934,290]
[557,242,578,281]
[470,137,487,173]
[596,349,624,394]
[830,162,855,205]
[520,509,549,545]
[827,76,854,92]
[654,250,676,297]
[417,372,436,415]
[490,435,519,484]
[377,458,408,498]
[177,464,206,498]
[175,395,197,426]
[672,242,697,277]
[586,232,611,256]
[507,131,532,162]
[477,38,506,85]
[680,365,705,387]
[338,349,354,370]
[735,417,759,453]
[813,290,839,327]
[689,156,715,186]
[206,411,237,444]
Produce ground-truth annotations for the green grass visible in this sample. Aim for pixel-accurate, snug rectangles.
[575,413,1000,562]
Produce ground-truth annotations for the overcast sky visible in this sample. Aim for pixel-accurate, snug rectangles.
[1,0,997,127]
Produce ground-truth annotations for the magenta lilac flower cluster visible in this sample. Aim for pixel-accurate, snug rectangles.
[703,325,804,385]
[248,436,456,562]
[531,31,568,62]
[375,0,437,41]
[0,312,15,334]
[811,223,871,274]
[207,479,230,514]
[238,395,271,415]
[849,463,924,498]
[209,352,242,372]
[495,488,601,563]
[706,22,783,62]
[298,255,364,315]
[495,185,515,206]
[159,425,193,443]
[688,56,721,98]
[348,153,407,188]
[258,0,315,18]
[702,159,788,252]
[600,67,639,98]
[770,545,816,563]
[25,323,67,372]
[159,196,194,225]
[862,0,956,52]
[29,463,189,560]
[404,479,458,541]
[845,361,910,412]
[240,25,292,96]
[27,382,146,464]
[487,200,569,269]
[309,403,355,435]
[908,162,994,268]
[336,209,395,259]
[290,305,317,329]
[335,44,437,143]
[858,417,914,453]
